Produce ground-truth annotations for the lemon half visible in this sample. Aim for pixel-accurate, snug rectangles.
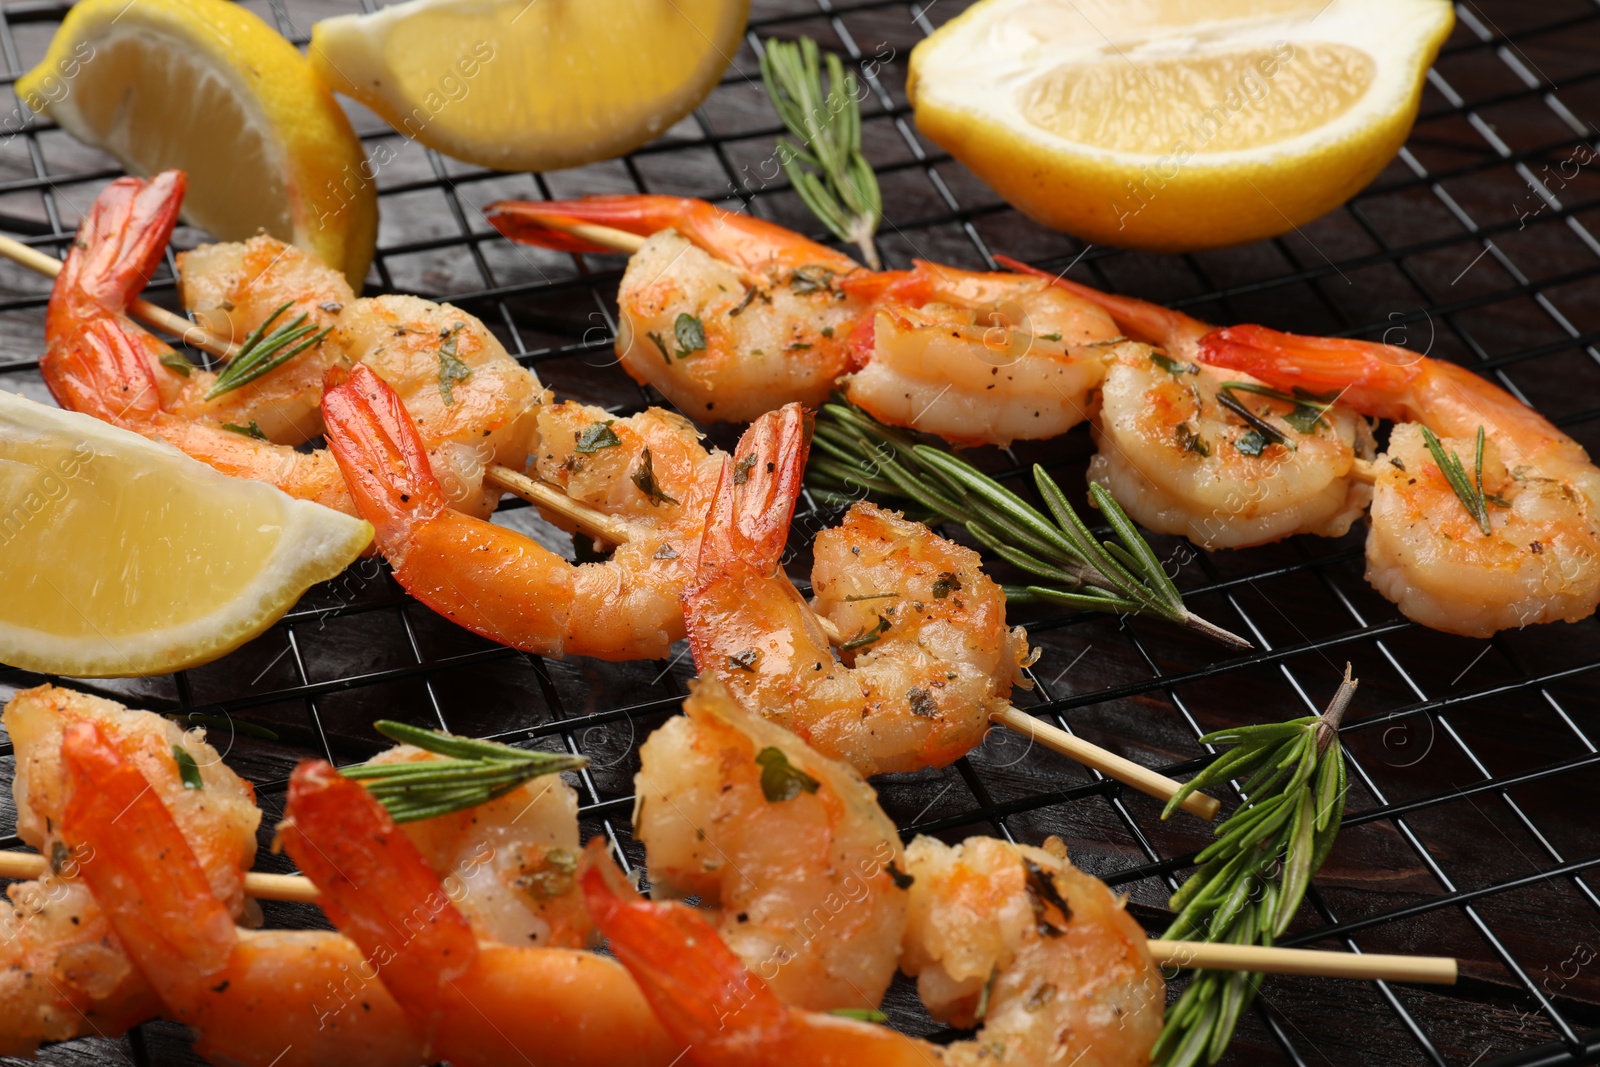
[0,394,372,678]
[17,0,377,287]
[309,0,749,172]
[908,0,1454,251]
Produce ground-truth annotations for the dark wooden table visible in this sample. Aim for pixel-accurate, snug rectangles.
[2,1,1598,1064]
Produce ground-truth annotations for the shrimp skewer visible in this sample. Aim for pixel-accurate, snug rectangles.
[489,195,1121,445]
[997,256,1378,549]
[683,403,1031,775]
[321,361,806,660]
[0,686,260,1056]
[42,172,541,519]
[633,678,907,1012]
[55,717,425,1067]
[1199,326,1600,636]
[278,758,682,1067]
[579,830,1166,1067]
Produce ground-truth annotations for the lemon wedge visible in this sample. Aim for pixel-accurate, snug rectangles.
[309,0,749,171]
[908,0,1454,251]
[17,0,377,287]
[0,394,372,678]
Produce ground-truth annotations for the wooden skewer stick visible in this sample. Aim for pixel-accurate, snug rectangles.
[0,848,1454,983]
[0,232,239,360]
[533,214,647,255]
[0,222,1215,817]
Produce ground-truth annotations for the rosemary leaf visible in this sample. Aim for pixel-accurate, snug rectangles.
[204,301,332,400]
[1419,425,1492,535]
[340,720,587,823]
[1155,666,1355,1066]
[760,37,882,269]
[805,400,1248,648]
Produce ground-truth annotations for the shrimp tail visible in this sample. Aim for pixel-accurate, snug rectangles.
[53,171,187,319]
[994,253,1213,353]
[693,401,812,589]
[1199,323,1422,422]
[59,720,236,989]
[579,839,788,1044]
[487,194,861,276]
[279,760,478,1033]
[321,362,450,548]
[42,172,188,422]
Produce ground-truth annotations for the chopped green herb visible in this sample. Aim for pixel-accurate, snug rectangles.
[789,266,837,294]
[647,331,673,364]
[1151,351,1199,376]
[756,746,820,802]
[841,613,890,650]
[1215,391,1295,452]
[631,447,680,507]
[828,1008,888,1023]
[517,847,578,900]
[728,287,761,317]
[575,420,620,454]
[173,745,204,790]
[436,323,471,405]
[1220,381,1334,434]
[1037,332,1062,342]
[1023,858,1071,937]
[728,648,762,672]
[205,300,333,400]
[221,420,268,441]
[1421,425,1493,535]
[931,571,960,599]
[1235,429,1268,457]
[820,325,834,338]
[674,313,706,359]
[158,350,192,377]
[732,453,759,485]
[1174,422,1210,457]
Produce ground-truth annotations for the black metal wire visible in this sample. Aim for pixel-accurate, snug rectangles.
[1,1,1598,1064]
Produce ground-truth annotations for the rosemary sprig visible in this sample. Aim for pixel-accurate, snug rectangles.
[340,720,587,823]
[805,400,1250,650]
[759,37,883,269]
[205,300,332,400]
[1153,666,1355,1067]
[1420,425,1492,536]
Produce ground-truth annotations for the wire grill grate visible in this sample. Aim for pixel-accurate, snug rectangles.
[1,1,1599,1064]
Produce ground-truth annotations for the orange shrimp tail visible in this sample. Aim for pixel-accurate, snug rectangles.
[51,171,186,321]
[994,253,1213,352]
[41,316,167,425]
[691,401,811,591]
[1199,323,1422,422]
[321,363,450,548]
[488,194,861,277]
[59,721,236,986]
[579,839,787,1046]
[279,760,479,1031]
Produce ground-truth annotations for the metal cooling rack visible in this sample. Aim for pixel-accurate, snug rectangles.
[2,1,1599,1064]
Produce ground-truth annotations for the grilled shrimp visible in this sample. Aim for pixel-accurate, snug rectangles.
[51,715,424,1067]
[998,257,1376,548]
[490,194,865,422]
[279,759,682,1067]
[900,835,1164,1067]
[683,414,1031,775]
[842,260,1119,446]
[633,678,906,1012]
[322,361,807,660]
[0,685,259,1056]
[489,195,1117,444]
[580,831,1164,1067]
[365,745,593,948]
[1202,326,1600,636]
[42,171,541,518]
